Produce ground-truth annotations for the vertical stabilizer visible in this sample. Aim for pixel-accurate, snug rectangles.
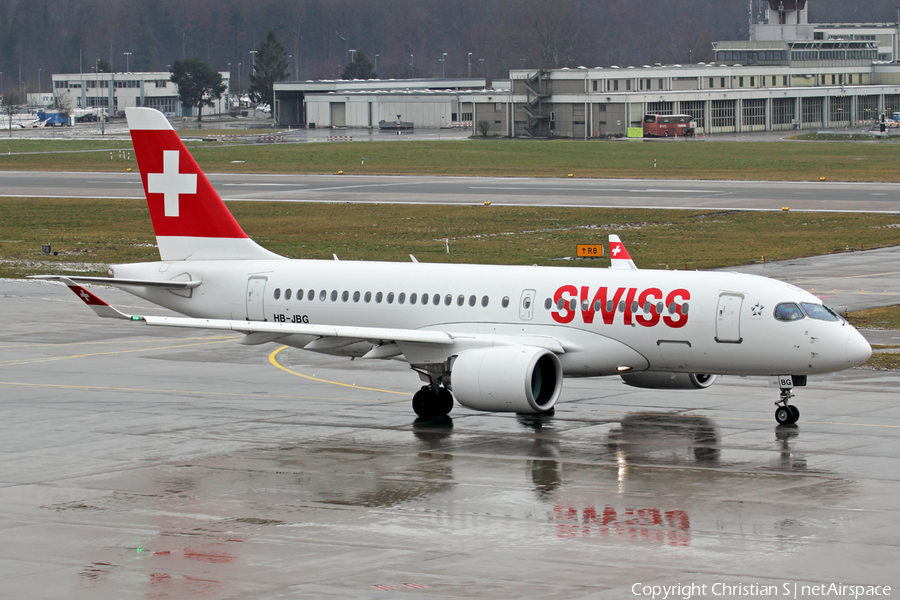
[126,107,283,261]
[609,235,638,270]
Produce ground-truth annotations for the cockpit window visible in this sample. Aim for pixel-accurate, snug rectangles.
[801,302,841,322]
[774,303,805,322]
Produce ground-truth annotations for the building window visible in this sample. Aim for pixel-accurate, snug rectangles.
[708,77,714,88]
[613,80,619,91]
[592,80,598,92]
[750,76,755,87]
[626,80,631,91]
[720,77,726,88]
[658,79,664,89]
[739,77,744,87]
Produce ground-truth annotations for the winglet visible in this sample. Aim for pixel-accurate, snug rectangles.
[57,278,140,320]
[609,235,638,270]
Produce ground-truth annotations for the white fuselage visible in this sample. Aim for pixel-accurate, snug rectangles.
[111,258,871,378]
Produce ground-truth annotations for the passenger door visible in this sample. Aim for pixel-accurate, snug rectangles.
[715,293,743,343]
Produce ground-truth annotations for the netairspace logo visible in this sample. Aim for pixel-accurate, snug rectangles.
[631,583,893,600]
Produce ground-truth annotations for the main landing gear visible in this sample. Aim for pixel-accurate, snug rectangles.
[775,388,801,425]
[412,384,454,418]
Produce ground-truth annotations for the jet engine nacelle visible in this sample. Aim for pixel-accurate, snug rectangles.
[620,372,718,390]
[449,346,562,413]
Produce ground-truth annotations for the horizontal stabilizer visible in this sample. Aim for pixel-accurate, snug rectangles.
[30,275,201,290]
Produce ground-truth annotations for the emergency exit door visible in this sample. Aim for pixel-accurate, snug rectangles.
[246,277,267,321]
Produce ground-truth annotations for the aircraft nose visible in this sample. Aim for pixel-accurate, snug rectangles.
[846,329,872,367]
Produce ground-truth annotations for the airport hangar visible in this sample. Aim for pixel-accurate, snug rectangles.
[273,60,900,139]
[273,77,496,130]
[273,0,900,138]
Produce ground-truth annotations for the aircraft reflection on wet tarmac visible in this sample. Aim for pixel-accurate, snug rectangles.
[43,408,855,597]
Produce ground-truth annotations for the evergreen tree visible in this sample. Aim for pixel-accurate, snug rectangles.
[342,51,377,80]
[169,58,227,121]
[249,30,290,111]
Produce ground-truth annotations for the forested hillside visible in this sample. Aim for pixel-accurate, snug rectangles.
[1,0,897,92]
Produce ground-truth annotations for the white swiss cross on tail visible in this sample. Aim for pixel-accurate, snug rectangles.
[608,235,638,270]
[147,151,197,217]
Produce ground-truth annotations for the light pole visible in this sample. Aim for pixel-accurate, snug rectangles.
[123,52,132,72]
[410,54,414,78]
[38,68,41,102]
[374,54,379,77]
[348,49,356,64]
[468,53,472,78]
[441,52,447,78]
[248,51,257,100]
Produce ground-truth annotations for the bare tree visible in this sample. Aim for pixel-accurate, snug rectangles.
[510,0,586,69]
[4,90,23,136]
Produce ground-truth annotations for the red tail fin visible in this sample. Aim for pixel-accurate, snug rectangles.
[126,108,281,261]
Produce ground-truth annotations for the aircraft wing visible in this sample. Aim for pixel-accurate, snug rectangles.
[52,277,566,354]
[139,315,455,346]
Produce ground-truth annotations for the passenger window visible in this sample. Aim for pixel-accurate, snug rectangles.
[433,294,441,306]
[457,295,465,306]
[273,288,281,300]
[481,296,489,307]
[353,291,361,303]
[774,302,804,321]
[297,289,303,300]
[319,290,327,302]
[468,295,476,307]
[364,291,372,303]
[398,292,406,304]
[801,302,840,322]
[341,291,349,302]
[502,296,509,308]
[376,292,384,303]
[410,293,417,304]
[544,298,552,310]
[421,293,429,305]
[386,292,394,304]
[330,290,338,302]
[444,294,452,306]
[284,289,292,300]
[308,289,316,301]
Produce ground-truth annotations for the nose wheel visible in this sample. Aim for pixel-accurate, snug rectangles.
[775,388,800,425]
[412,385,454,418]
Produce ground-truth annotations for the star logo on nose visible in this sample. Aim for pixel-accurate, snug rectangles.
[751,302,764,317]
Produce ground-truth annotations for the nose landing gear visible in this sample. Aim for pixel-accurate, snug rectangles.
[775,388,800,425]
[412,384,454,418]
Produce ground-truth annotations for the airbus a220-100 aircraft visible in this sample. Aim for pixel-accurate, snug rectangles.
[35,107,872,425]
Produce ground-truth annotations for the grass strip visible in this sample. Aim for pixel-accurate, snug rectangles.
[4,138,900,181]
[3,198,900,280]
